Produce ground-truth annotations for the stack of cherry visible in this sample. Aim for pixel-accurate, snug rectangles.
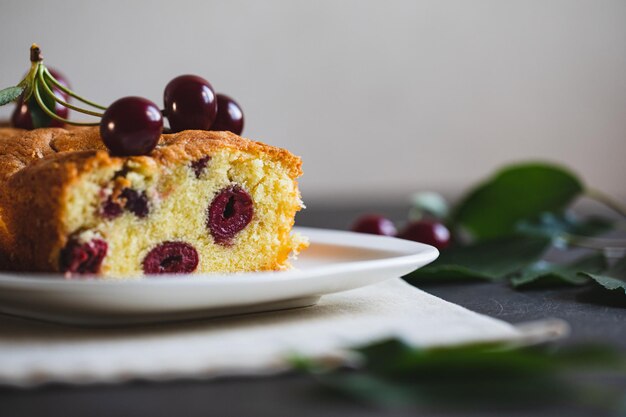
[12,70,244,157]
[351,214,451,250]
[102,75,244,156]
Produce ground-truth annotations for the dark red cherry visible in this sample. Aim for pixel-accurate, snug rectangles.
[208,185,254,245]
[398,220,451,250]
[11,91,70,129]
[59,238,108,274]
[351,214,397,236]
[100,96,163,156]
[10,99,35,129]
[163,75,217,132]
[143,241,199,274]
[210,94,244,135]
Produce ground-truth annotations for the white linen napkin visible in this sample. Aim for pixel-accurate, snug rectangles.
[0,278,566,387]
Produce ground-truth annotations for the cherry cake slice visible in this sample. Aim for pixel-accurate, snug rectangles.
[0,127,307,277]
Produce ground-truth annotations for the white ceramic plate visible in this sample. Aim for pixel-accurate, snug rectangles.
[0,227,438,326]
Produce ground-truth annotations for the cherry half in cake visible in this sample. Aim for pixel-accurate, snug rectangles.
[101,188,150,219]
[59,237,108,274]
[191,156,211,178]
[143,241,199,274]
[208,185,254,245]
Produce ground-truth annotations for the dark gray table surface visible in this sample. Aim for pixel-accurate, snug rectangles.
[1,203,625,417]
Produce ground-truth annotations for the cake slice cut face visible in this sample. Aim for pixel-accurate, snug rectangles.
[0,128,306,277]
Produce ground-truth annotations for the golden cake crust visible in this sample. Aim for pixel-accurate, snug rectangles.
[0,127,303,272]
[0,126,302,180]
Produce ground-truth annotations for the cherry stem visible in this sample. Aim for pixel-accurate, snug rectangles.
[585,188,626,219]
[37,68,104,118]
[30,44,42,63]
[42,67,107,111]
[558,233,626,259]
[23,44,105,126]
[33,70,99,126]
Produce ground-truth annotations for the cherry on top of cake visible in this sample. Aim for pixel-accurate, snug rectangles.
[0,44,246,157]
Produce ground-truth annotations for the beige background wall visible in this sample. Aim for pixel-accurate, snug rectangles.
[0,0,624,203]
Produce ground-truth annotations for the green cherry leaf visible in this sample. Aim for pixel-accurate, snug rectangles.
[510,253,606,289]
[452,162,584,240]
[309,339,625,409]
[404,235,551,283]
[0,85,25,106]
[581,256,626,296]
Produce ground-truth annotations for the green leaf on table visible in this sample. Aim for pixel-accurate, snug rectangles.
[0,85,24,106]
[510,253,607,289]
[311,339,626,409]
[320,373,416,408]
[581,256,626,296]
[404,235,551,283]
[452,162,584,240]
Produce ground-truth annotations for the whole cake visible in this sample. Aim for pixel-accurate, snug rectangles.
[0,127,307,277]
